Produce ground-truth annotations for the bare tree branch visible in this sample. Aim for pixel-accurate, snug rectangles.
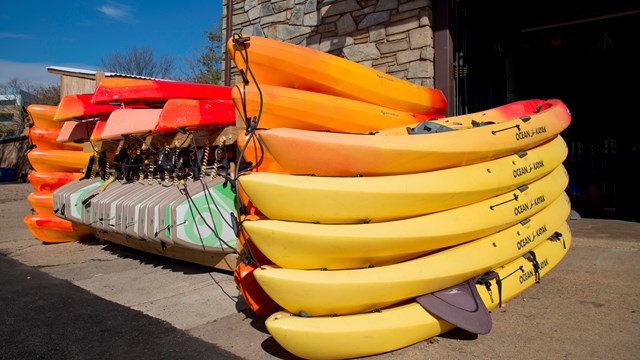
[99,46,177,79]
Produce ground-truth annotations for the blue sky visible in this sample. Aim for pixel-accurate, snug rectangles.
[0,1,223,85]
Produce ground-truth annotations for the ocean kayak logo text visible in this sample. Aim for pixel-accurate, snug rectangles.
[516,126,548,140]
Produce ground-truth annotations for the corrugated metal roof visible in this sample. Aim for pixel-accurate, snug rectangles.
[46,66,170,81]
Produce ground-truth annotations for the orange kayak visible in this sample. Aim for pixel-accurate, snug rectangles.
[91,77,232,105]
[27,191,55,215]
[89,118,109,142]
[236,132,286,174]
[54,93,149,122]
[26,127,84,151]
[154,98,237,133]
[232,84,435,132]
[27,171,84,193]
[227,34,447,116]
[23,214,95,243]
[27,104,63,129]
[234,261,283,317]
[255,98,571,176]
[27,149,92,173]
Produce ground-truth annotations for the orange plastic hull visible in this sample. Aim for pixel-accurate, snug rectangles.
[54,93,139,121]
[89,119,109,142]
[256,98,571,176]
[227,34,447,116]
[236,132,286,174]
[232,84,434,132]
[27,104,63,129]
[154,98,237,133]
[27,191,55,215]
[234,261,283,317]
[27,149,92,173]
[23,214,95,243]
[26,127,84,151]
[27,171,84,192]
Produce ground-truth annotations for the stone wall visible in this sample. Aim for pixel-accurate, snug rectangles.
[223,0,435,87]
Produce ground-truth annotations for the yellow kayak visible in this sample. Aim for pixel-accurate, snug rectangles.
[253,192,571,316]
[243,164,568,270]
[265,223,572,359]
[238,135,568,224]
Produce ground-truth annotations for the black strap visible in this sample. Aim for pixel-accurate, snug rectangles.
[476,271,503,308]
[524,250,541,282]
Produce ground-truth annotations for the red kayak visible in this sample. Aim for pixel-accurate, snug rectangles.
[91,77,233,105]
[154,98,237,133]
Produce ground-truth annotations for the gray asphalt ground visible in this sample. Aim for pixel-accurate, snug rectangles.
[1,182,639,359]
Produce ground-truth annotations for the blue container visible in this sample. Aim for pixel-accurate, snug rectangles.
[0,168,16,182]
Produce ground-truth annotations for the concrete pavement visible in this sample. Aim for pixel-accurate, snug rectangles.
[1,182,639,359]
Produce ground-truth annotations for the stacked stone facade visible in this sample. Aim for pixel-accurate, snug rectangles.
[223,0,435,87]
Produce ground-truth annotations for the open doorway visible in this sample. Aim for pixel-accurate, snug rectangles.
[452,1,640,222]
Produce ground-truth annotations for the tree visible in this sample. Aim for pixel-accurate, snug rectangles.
[0,77,58,179]
[98,46,177,79]
[181,24,224,84]
[0,78,60,133]
[27,83,60,105]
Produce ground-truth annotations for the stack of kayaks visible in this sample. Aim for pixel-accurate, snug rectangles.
[46,76,240,267]
[24,104,94,243]
[22,33,575,359]
[227,34,574,359]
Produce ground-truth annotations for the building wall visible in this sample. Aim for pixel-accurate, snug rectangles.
[60,75,100,97]
[222,0,436,87]
[0,92,30,131]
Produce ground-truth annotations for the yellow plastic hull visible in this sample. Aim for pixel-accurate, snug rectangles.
[265,224,572,359]
[244,165,568,270]
[239,135,567,224]
[227,34,447,116]
[253,192,571,316]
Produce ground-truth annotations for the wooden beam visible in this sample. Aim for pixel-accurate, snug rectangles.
[95,230,239,272]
